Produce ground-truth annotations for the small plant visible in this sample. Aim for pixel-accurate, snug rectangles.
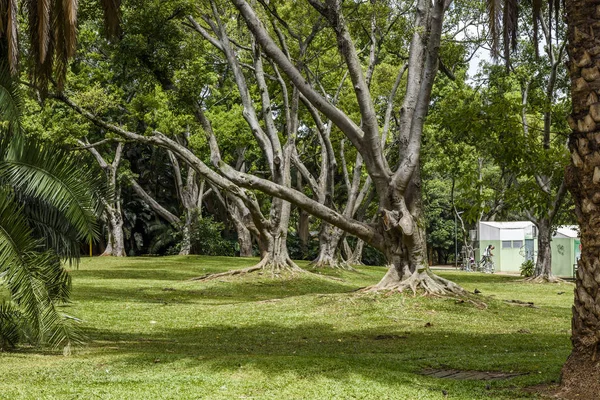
[520,259,535,277]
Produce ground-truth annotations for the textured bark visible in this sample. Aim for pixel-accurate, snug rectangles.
[245,192,302,273]
[347,238,365,265]
[298,208,310,257]
[238,226,253,257]
[560,1,600,396]
[101,209,126,257]
[179,212,192,256]
[295,171,311,258]
[369,175,463,294]
[166,150,202,256]
[210,173,257,258]
[532,219,554,280]
[226,194,255,257]
[311,223,348,269]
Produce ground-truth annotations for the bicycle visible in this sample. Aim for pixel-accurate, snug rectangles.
[478,257,495,274]
[459,245,476,272]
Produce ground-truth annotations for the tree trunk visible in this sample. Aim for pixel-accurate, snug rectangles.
[347,238,365,265]
[102,231,113,256]
[310,223,347,268]
[228,201,254,257]
[238,225,253,257]
[255,199,302,273]
[256,220,300,272]
[370,172,463,294]
[298,208,310,258]
[101,209,126,257]
[560,2,600,397]
[530,219,556,281]
[179,210,192,256]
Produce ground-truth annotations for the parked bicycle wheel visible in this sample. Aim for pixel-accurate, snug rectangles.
[482,260,495,274]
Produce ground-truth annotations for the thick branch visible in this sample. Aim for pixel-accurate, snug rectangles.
[548,178,568,222]
[77,139,109,170]
[392,0,447,192]
[185,15,223,51]
[128,177,180,226]
[382,63,408,147]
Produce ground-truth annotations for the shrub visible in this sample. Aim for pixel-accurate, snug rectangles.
[520,259,535,277]
[189,215,236,256]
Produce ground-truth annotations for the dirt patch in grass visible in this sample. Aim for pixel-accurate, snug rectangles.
[522,382,562,399]
[421,368,528,381]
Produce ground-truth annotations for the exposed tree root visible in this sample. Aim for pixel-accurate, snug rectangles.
[346,259,365,267]
[309,257,357,272]
[189,265,263,281]
[522,275,569,284]
[364,267,465,296]
[189,256,305,281]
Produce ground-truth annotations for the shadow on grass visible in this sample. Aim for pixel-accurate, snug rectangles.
[72,268,199,281]
[437,272,522,285]
[72,257,261,280]
[49,256,573,399]
[82,321,569,399]
[72,275,361,305]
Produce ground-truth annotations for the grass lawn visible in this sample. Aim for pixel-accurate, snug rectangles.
[0,257,573,399]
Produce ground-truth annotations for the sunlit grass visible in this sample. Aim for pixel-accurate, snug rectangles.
[0,257,572,399]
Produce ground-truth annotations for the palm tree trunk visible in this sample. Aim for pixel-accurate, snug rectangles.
[561,1,600,396]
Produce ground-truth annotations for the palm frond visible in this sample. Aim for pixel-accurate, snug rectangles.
[0,302,21,349]
[25,0,54,94]
[63,0,78,58]
[0,62,21,136]
[147,220,178,254]
[502,0,518,64]
[37,257,71,303]
[5,0,18,75]
[0,135,102,243]
[488,0,519,66]
[36,0,51,63]
[0,0,18,76]
[487,0,502,58]
[98,0,121,39]
[19,195,82,262]
[52,0,78,90]
[0,189,81,348]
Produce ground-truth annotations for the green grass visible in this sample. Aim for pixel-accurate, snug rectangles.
[0,257,574,399]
